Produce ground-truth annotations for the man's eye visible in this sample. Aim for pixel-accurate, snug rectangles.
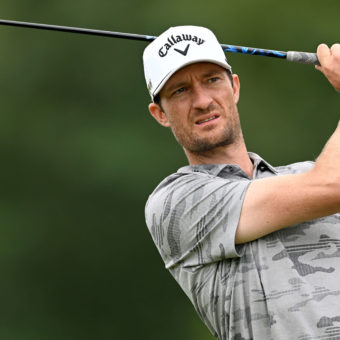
[173,87,185,95]
[209,77,219,83]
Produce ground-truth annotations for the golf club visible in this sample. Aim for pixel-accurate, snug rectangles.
[0,19,319,65]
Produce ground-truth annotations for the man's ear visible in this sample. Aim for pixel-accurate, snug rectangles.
[148,103,171,127]
[232,74,240,104]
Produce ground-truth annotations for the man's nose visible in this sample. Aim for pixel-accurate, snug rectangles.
[191,85,213,110]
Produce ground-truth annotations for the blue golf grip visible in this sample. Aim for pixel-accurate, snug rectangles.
[286,51,320,65]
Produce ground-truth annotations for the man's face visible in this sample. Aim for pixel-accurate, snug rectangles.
[149,62,242,154]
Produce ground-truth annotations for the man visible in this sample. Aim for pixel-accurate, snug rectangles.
[143,25,340,339]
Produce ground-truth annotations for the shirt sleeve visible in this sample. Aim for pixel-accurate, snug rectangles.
[145,172,251,269]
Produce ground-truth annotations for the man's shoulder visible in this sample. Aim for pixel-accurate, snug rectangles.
[144,169,205,230]
[274,160,315,175]
[146,167,214,203]
[147,163,244,201]
[145,164,250,221]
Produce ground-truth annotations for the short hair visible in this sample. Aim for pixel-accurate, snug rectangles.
[153,68,234,107]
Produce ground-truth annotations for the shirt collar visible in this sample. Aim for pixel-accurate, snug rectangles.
[177,152,277,177]
[248,152,278,175]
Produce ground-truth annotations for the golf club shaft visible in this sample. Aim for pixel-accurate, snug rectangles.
[0,19,319,65]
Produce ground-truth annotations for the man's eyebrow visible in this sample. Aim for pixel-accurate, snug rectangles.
[202,69,225,78]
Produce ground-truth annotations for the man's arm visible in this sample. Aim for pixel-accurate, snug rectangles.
[236,44,340,244]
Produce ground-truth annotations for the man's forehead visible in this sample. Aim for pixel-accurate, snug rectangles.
[162,62,226,91]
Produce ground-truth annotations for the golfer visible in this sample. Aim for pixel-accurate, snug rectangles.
[144,25,340,339]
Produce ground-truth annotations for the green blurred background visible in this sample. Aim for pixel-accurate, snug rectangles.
[0,1,339,339]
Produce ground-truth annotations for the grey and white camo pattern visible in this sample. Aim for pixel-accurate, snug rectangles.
[145,153,340,340]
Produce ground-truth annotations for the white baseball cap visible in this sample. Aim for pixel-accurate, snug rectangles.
[143,25,232,100]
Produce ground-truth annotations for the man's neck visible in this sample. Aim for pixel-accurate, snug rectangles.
[185,142,254,178]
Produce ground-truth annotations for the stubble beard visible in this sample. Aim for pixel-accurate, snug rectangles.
[170,104,242,154]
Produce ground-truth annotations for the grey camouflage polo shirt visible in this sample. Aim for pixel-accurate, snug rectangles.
[145,152,340,340]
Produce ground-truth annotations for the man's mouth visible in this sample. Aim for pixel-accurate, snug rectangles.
[196,115,219,125]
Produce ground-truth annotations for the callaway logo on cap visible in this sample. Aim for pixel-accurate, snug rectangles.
[143,25,232,100]
[158,33,205,57]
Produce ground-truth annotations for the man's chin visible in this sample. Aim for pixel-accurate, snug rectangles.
[185,136,234,154]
